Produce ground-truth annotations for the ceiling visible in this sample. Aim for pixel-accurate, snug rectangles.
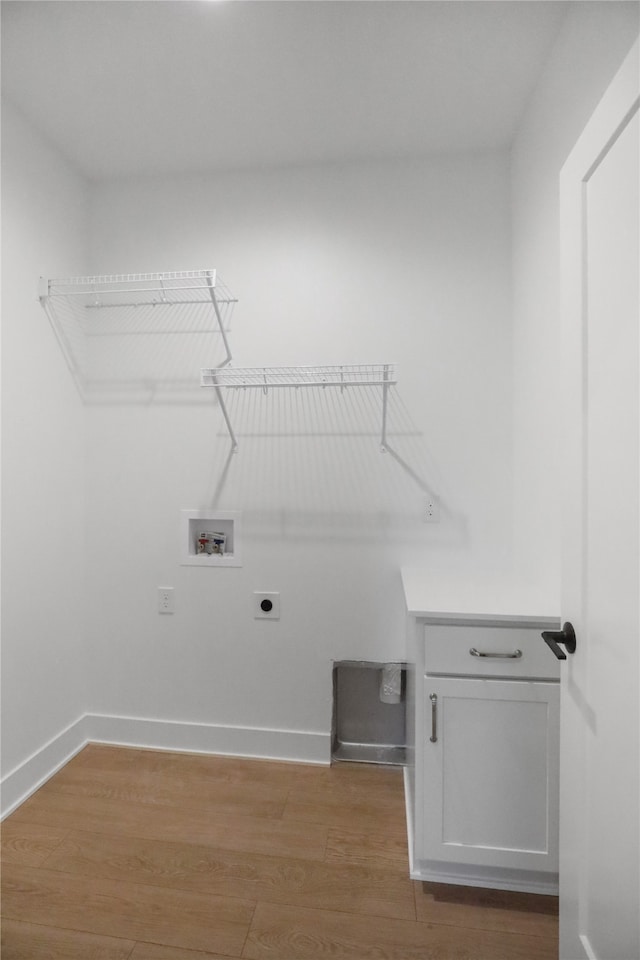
[1,0,569,181]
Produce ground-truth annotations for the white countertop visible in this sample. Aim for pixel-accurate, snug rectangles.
[401,567,560,627]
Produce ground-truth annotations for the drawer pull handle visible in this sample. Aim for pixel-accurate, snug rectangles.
[469,647,523,660]
[429,693,437,743]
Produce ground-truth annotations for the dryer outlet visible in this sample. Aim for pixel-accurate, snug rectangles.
[254,592,280,619]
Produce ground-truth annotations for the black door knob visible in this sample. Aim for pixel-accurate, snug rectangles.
[542,622,577,660]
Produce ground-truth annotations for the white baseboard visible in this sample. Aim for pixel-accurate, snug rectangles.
[86,714,331,767]
[0,714,89,818]
[1,714,331,819]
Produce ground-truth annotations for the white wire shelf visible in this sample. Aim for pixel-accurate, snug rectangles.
[39,269,236,398]
[201,364,396,390]
[201,364,396,452]
[39,270,237,309]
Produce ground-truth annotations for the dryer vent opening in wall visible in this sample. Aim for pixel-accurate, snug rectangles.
[332,661,406,766]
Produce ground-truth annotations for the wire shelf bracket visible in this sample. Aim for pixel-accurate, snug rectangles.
[201,363,397,453]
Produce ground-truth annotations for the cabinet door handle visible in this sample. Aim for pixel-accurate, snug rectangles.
[469,647,523,660]
[429,693,437,742]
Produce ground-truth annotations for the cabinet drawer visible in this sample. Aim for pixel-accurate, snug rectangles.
[425,625,560,680]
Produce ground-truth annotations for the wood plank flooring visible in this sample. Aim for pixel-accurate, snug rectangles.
[1,744,559,959]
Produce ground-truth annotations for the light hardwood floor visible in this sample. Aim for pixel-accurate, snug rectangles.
[1,744,558,959]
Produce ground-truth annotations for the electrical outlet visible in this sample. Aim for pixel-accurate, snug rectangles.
[254,592,280,619]
[158,587,174,614]
[424,497,440,523]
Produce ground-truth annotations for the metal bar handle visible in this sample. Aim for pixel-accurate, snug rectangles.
[469,647,523,660]
[429,693,437,743]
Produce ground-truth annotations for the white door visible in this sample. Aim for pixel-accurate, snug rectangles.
[559,39,639,960]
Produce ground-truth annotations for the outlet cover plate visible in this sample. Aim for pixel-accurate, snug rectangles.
[158,587,174,614]
[254,592,280,619]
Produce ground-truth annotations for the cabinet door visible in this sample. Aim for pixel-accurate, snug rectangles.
[423,677,559,873]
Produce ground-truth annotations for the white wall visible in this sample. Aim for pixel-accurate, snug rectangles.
[4,0,637,795]
[84,153,513,755]
[1,103,89,793]
[511,1,639,598]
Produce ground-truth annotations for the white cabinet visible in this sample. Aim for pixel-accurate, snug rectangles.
[422,674,559,875]
[401,580,561,895]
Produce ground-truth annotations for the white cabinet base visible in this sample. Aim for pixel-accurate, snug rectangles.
[409,859,559,896]
[404,771,559,896]
[401,577,561,897]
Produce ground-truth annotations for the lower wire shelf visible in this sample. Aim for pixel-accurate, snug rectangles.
[201,363,395,390]
[201,363,396,451]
